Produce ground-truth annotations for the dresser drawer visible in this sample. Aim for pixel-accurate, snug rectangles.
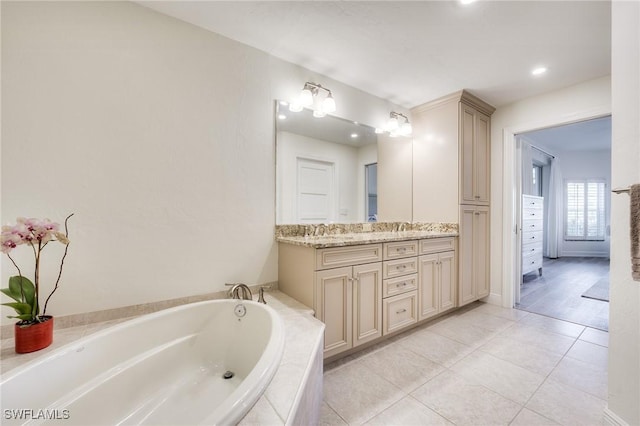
[523,252,543,275]
[383,274,418,298]
[383,257,418,279]
[523,218,543,232]
[383,240,419,260]
[523,195,544,211]
[522,208,543,221]
[418,237,455,255]
[522,241,543,258]
[316,244,383,270]
[383,291,418,335]
[522,230,543,245]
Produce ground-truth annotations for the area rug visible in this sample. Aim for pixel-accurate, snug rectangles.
[581,277,610,302]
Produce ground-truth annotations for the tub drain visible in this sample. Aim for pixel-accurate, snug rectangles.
[223,371,234,380]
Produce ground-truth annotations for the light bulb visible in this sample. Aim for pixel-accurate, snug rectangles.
[323,94,336,113]
[400,122,412,135]
[288,102,303,112]
[313,108,326,118]
[387,117,399,131]
[300,87,314,107]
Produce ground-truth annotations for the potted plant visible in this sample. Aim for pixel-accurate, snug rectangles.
[1,214,73,353]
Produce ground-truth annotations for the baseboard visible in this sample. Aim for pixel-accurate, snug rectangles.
[483,292,504,307]
[559,251,610,258]
[604,406,629,426]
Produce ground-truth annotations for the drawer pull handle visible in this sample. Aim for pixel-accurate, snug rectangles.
[396,308,407,314]
[396,282,407,288]
[398,247,407,252]
[397,265,407,270]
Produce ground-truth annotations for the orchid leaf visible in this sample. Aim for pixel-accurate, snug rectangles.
[8,276,35,306]
[0,288,21,303]
[1,302,32,315]
[6,313,34,321]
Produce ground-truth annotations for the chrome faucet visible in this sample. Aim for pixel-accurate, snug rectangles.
[398,222,411,232]
[226,283,253,300]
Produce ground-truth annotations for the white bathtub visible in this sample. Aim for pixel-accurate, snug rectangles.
[0,299,285,425]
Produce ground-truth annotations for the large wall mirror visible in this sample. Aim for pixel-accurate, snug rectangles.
[275,101,413,224]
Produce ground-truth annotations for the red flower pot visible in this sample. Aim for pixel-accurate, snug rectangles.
[15,316,54,354]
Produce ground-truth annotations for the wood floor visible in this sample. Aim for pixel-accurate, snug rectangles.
[516,257,610,331]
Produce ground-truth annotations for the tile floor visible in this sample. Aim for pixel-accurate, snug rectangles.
[321,302,608,425]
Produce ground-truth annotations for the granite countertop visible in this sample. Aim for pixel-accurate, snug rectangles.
[277,230,459,248]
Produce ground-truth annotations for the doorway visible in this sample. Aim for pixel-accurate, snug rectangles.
[514,116,611,330]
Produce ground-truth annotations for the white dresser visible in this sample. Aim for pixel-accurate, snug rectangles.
[522,195,544,276]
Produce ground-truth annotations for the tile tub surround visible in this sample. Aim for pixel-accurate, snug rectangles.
[1,291,326,425]
[276,222,458,248]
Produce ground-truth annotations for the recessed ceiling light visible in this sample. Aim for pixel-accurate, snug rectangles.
[531,66,548,76]
[350,133,359,138]
[460,0,477,5]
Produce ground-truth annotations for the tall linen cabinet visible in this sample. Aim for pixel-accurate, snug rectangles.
[411,90,495,307]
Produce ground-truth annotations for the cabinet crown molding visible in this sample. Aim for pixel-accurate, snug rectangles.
[411,89,496,116]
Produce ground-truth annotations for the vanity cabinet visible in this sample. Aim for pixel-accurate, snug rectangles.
[459,205,490,306]
[278,236,457,359]
[316,262,382,358]
[278,243,383,359]
[418,238,457,320]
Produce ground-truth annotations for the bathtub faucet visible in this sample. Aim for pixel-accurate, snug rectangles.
[226,283,253,300]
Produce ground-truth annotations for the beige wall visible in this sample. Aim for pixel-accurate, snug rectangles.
[608,1,640,423]
[1,1,405,323]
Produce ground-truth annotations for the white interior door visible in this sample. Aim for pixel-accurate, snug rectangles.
[297,157,336,223]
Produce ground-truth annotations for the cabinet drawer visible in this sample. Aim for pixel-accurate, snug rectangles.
[383,291,418,335]
[383,257,418,279]
[522,230,543,244]
[522,208,543,221]
[522,241,543,257]
[316,244,383,270]
[383,240,419,260]
[523,219,543,233]
[418,237,455,255]
[522,195,544,211]
[523,252,543,275]
[383,274,418,298]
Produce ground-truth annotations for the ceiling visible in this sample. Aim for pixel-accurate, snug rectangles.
[137,0,611,109]
[520,115,612,153]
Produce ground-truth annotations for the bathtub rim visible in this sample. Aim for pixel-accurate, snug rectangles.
[0,299,286,425]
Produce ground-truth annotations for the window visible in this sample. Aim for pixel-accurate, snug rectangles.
[532,165,543,197]
[365,163,377,222]
[564,179,606,241]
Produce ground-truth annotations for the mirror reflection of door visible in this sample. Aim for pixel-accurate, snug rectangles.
[365,163,378,222]
[296,157,336,223]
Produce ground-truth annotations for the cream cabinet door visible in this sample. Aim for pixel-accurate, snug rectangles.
[316,266,353,358]
[418,253,439,320]
[459,205,490,306]
[460,103,490,205]
[439,251,457,311]
[352,263,383,347]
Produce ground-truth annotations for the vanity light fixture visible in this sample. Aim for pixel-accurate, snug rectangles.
[290,81,337,117]
[386,111,412,137]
